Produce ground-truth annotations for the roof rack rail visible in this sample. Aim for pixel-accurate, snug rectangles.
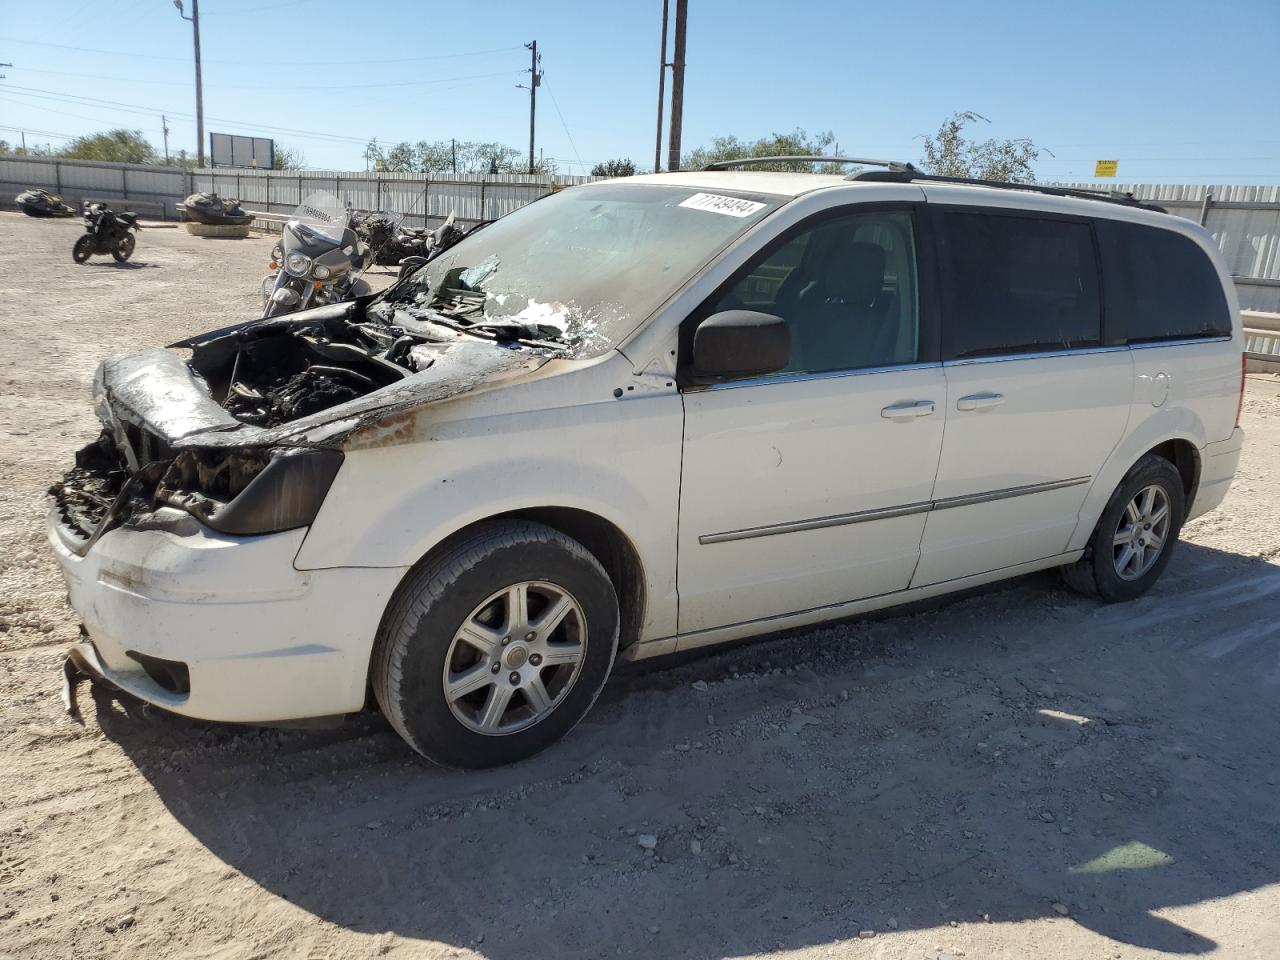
[702,156,918,172]
[847,168,1166,213]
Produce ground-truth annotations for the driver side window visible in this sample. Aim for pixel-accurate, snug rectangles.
[715,210,920,375]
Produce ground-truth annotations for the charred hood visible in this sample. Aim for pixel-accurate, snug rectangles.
[97,301,550,451]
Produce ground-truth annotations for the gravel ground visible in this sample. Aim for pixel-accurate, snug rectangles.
[2,211,1279,960]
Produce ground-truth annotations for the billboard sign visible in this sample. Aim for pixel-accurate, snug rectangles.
[209,132,276,169]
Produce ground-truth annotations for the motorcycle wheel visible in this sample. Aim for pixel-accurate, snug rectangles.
[112,234,136,262]
[72,235,94,264]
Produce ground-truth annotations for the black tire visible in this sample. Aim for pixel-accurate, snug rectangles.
[111,234,135,262]
[72,235,94,264]
[1061,454,1186,602]
[372,520,619,768]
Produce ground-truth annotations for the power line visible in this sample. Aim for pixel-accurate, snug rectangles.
[9,64,526,92]
[542,80,583,169]
[0,34,523,66]
[0,123,77,140]
[0,85,375,144]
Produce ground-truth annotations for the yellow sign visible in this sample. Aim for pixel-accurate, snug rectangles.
[1095,160,1118,178]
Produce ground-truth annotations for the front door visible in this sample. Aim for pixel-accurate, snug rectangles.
[912,206,1133,586]
[677,207,946,635]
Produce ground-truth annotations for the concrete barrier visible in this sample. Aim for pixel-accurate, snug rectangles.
[1243,310,1280,372]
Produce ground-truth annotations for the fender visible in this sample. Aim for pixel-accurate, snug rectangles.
[294,387,684,641]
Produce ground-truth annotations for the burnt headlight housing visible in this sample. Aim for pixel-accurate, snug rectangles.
[157,446,343,536]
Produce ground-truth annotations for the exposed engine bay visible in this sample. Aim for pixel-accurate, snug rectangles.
[50,296,559,545]
[194,309,424,428]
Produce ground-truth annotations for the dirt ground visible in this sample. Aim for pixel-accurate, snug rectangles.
[2,210,1279,960]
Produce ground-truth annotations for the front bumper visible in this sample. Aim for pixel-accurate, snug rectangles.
[49,507,406,723]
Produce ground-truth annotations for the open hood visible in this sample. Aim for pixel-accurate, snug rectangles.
[95,301,551,453]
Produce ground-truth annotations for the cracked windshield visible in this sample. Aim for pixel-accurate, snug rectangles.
[378,183,779,356]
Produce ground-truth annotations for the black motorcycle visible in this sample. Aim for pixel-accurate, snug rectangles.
[73,203,142,264]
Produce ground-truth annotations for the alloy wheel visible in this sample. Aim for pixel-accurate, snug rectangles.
[442,580,588,736]
[1112,484,1171,581]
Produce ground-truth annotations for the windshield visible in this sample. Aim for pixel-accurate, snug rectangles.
[288,190,349,245]
[382,183,782,357]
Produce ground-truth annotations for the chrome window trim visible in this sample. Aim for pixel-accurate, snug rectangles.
[943,345,1128,366]
[943,336,1232,366]
[1129,335,1232,350]
[703,361,942,393]
[699,476,1091,545]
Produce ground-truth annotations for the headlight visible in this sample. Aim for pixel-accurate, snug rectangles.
[157,447,343,535]
[285,252,311,277]
[312,264,332,280]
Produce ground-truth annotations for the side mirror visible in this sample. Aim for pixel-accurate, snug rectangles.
[691,310,790,383]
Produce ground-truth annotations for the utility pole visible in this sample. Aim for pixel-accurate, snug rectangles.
[174,0,205,167]
[451,138,457,174]
[162,114,171,163]
[653,0,668,172]
[665,0,687,172]
[521,40,541,175]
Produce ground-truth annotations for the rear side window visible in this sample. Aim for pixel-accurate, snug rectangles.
[941,212,1101,359]
[1098,220,1232,343]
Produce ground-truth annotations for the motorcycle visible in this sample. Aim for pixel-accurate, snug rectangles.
[260,192,372,318]
[352,209,465,270]
[72,203,141,263]
[394,212,466,280]
[16,188,76,218]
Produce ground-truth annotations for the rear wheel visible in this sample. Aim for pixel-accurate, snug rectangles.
[1061,454,1185,602]
[72,235,93,263]
[111,233,135,262]
[372,520,619,768]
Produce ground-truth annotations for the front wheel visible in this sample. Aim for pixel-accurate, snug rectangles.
[372,521,619,768]
[1061,454,1186,602]
[111,233,135,262]
[72,235,94,263]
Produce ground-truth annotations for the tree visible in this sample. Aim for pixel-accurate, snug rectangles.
[682,128,841,172]
[59,129,156,164]
[364,139,557,176]
[0,139,54,158]
[919,112,1042,183]
[590,158,638,178]
[272,144,306,170]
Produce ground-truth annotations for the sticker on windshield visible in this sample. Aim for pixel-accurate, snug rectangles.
[678,192,766,218]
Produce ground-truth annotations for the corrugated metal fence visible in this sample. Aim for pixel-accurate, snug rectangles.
[189,168,599,229]
[1,156,190,218]
[4,157,1277,312]
[0,156,597,227]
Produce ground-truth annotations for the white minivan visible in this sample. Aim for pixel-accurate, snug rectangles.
[50,161,1245,767]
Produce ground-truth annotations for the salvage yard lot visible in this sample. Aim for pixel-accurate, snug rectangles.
[2,209,1279,960]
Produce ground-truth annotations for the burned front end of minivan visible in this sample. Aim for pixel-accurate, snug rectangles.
[49,300,549,722]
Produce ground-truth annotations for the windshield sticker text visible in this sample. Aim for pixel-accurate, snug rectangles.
[679,193,767,218]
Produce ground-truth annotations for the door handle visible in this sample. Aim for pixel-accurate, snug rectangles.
[880,400,936,420]
[956,392,1005,412]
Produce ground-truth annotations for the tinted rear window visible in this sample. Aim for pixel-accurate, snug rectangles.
[1098,220,1232,343]
[941,212,1101,359]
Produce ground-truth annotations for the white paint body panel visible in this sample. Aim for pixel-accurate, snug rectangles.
[48,509,403,721]
[678,365,945,632]
[913,350,1134,585]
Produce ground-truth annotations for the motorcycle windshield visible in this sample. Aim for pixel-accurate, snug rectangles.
[286,191,349,246]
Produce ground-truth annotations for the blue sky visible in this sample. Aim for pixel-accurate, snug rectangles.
[1,0,1277,183]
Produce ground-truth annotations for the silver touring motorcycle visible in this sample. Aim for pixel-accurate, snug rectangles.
[261,192,373,317]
